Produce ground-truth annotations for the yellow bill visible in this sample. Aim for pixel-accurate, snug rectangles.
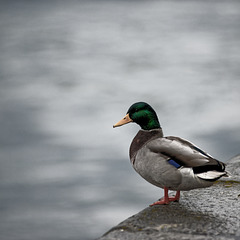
[113,113,133,128]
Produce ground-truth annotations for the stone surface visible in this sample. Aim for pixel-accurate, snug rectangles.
[226,155,240,181]
[99,155,240,240]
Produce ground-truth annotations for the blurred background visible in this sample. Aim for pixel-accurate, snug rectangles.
[0,0,239,239]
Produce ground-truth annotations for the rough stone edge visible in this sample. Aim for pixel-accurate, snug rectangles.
[98,155,240,240]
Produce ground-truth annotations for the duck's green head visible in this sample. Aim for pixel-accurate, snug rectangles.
[113,102,161,130]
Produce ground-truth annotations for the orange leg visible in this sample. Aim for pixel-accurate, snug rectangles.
[150,187,170,206]
[150,187,180,206]
[169,190,180,202]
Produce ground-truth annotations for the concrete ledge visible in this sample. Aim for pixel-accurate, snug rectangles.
[99,155,240,240]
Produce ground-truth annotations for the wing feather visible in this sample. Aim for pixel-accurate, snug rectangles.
[148,136,219,168]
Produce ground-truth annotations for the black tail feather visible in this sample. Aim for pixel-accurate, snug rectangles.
[193,160,226,174]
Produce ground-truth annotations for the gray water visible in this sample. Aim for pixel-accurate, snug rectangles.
[0,1,240,239]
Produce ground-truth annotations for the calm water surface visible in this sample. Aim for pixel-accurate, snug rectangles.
[0,1,240,239]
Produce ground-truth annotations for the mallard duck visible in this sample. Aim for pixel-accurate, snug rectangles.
[113,102,227,205]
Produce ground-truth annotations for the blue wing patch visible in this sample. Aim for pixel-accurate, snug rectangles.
[168,159,181,168]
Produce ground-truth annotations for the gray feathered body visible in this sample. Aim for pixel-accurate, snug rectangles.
[130,129,227,191]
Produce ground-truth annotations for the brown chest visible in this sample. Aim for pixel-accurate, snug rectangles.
[129,129,163,162]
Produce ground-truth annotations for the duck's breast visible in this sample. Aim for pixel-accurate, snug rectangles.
[132,144,182,190]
